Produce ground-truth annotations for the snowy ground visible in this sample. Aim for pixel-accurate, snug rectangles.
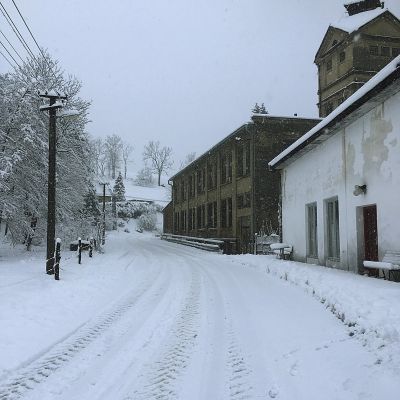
[1,226,399,400]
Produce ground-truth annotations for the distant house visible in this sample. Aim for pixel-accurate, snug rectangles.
[163,202,174,234]
[315,0,400,117]
[168,115,320,253]
[96,182,113,203]
[269,56,400,273]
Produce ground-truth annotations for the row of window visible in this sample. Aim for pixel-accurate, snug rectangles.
[173,197,235,231]
[369,45,399,57]
[306,198,340,260]
[174,143,250,203]
[326,46,400,72]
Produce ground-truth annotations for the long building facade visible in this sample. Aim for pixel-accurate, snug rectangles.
[166,115,320,253]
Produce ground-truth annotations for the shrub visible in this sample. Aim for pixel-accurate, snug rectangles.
[137,213,156,231]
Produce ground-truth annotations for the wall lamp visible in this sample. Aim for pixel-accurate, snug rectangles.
[353,184,367,196]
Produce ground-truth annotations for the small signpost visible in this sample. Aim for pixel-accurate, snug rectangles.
[78,237,82,264]
[54,238,61,280]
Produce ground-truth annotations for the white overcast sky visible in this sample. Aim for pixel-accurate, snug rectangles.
[1,0,400,170]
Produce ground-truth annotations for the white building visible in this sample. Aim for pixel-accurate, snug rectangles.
[269,56,400,273]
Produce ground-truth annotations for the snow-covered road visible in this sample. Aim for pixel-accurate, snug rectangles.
[1,231,399,400]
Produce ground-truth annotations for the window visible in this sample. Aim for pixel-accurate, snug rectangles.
[180,210,186,231]
[381,46,390,57]
[369,45,378,56]
[237,192,251,209]
[339,51,345,63]
[325,102,333,115]
[332,39,338,47]
[393,48,400,57]
[173,184,179,204]
[326,59,332,71]
[207,201,217,228]
[188,208,196,230]
[197,167,206,194]
[180,180,186,202]
[326,198,340,260]
[207,161,217,190]
[197,204,205,229]
[188,174,196,198]
[174,212,180,231]
[306,203,318,258]
[237,142,250,177]
[221,197,232,228]
[221,151,232,184]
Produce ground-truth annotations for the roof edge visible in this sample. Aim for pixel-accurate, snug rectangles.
[269,55,400,170]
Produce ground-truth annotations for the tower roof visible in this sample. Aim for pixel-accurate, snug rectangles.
[344,0,384,16]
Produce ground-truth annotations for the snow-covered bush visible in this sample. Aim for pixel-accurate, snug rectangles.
[137,212,157,231]
[117,201,156,219]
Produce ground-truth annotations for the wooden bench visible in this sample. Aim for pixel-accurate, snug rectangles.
[363,250,400,281]
[270,243,293,260]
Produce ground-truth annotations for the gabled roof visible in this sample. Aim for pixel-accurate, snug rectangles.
[269,55,400,170]
[315,9,399,61]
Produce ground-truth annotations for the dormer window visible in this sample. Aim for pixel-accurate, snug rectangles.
[369,45,379,55]
[381,46,390,56]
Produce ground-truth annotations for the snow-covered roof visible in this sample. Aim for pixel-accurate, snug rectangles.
[170,115,319,181]
[96,182,113,196]
[269,55,400,169]
[331,7,387,33]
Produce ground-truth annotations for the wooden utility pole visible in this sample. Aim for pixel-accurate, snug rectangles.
[39,90,67,275]
[102,183,106,245]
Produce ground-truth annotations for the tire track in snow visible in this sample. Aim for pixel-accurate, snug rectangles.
[197,260,254,400]
[156,244,255,400]
[0,264,161,400]
[128,268,202,400]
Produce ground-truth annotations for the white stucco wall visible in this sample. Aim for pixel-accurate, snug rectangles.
[281,89,400,272]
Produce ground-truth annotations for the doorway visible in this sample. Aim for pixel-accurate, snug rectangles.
[363,204,378,262]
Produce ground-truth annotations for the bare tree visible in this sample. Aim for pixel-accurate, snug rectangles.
[122,142,133,179]
[91,137,107,177]
[135,166,154,187]
[104,134,122,179]
[143,141,173,186]
[180,152,196,170]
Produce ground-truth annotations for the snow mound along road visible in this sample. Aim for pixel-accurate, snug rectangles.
[231,254,400,368]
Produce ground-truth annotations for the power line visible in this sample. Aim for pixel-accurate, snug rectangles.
[0,28,24,63]
[0,1,37,63]
[0,38,21,68]
[0,48,16,69]
[11,0,60,84]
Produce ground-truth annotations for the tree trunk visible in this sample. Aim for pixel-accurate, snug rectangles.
[158,171,161,186]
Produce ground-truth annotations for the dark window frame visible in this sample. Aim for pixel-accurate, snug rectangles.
[325,197,340,260]
[306,202,318,258]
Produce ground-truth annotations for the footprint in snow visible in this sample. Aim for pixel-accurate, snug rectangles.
[268,384,279,398]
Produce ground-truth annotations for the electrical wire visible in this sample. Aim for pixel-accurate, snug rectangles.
[11,0,61,84]
[0,48,16,69]
[0,38,21,68]
[0,1,37,63]
[0,27,24,63]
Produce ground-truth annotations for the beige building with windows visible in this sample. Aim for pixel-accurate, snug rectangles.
[166,115,319,253]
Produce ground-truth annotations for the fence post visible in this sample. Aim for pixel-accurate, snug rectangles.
[254,233,258,255]
[78,237,82,264]
[89,237,93,258]
[54,238,61,280]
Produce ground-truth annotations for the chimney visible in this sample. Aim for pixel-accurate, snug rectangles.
[344,0,384,16]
